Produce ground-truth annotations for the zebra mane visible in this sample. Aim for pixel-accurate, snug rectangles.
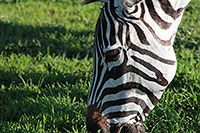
[83,0,107,4]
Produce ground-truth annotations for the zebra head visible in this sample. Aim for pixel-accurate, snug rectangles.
[85,0,191,132]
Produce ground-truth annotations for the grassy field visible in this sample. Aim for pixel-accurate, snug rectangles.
[0,0,199,132]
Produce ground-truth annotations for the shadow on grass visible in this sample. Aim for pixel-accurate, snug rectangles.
[0,69,88,131]
[0,20,91,131]
[0,89,38,121]
[0,87,86,131]
[0,21,94,58]
[0,66,90,88]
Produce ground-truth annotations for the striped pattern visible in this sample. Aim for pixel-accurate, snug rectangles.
[85,0,190,132]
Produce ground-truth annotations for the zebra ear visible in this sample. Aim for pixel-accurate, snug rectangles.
[83,0,107,4]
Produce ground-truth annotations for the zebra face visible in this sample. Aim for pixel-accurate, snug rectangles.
[85,0,191,132]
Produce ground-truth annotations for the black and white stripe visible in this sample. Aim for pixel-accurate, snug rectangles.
[85,0,190,132]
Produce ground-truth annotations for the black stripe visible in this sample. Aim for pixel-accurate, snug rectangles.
[101,11,109,48]
[122,9,139,20]
[98,82,159,106]
[110,0,149,48]
[107,110,138,119]
[131,55,168,86]
[95,49,167,104]
[109,0,119,20]
[101,96,151,113]
[158,0,185,19]
[105,3,116,46]
[118,20,123,45]
[107,110,144,123]
[126,5,139,14]
[97,15,103,52]
[88,18,102,101]
[90,23,104,104]
[122,3,173,46]
[145,0,172,29]
[140,2,173,46]
[91,56,103,104]
[109,0,124,46]
[88,19,101,100]
[132,23,150,45]
[104,50,168,86]
[121,14,150,46]
[127,42,175,65]
[121,7,150,46]
[141,19,173,46]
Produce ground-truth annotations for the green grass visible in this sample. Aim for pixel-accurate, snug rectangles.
[0,0,199,132]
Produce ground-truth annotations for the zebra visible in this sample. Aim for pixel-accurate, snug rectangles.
[84,0,191,132]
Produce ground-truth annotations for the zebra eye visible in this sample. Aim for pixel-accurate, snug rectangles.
[105,48,121,62]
